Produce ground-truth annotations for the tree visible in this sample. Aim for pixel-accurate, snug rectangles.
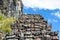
[0,12,16,40]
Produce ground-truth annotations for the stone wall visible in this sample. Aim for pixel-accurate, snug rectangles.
[10,14,59,40]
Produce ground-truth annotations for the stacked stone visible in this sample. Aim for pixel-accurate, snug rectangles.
[11,14,59,40]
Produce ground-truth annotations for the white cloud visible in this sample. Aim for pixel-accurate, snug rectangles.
[22,0,60,10]
[24,13,27,14]
[48,19,51,23]
[48,19,58,23]
[51,12,60,19]
[53,19,58,22]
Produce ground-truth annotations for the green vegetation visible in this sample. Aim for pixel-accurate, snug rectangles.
[0,12,16,40]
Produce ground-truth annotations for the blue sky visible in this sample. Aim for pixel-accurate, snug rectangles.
[22,0,60,39]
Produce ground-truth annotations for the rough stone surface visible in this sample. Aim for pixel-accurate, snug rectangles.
[0,0,59,40]
[0,0,23,17]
